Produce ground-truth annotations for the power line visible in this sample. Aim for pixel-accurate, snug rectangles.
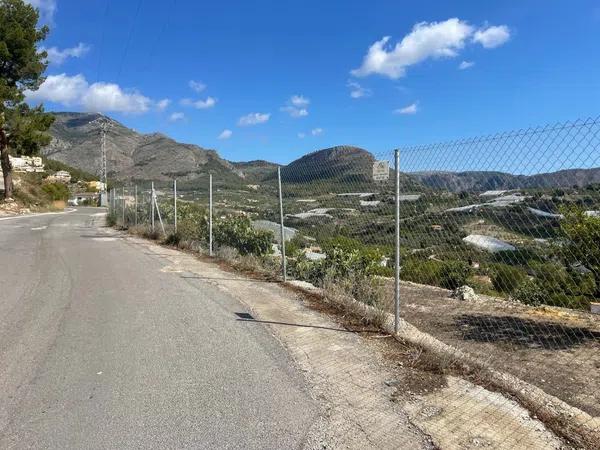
[115,0,143,83]
[95,0,111,82]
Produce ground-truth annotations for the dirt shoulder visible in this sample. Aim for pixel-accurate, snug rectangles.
[119,231,567,449]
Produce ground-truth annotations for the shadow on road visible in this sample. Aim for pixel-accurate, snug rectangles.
[181,275,278,283]
[235,314,381,334]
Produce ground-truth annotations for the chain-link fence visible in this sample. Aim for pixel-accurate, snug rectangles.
[107,117,600,448]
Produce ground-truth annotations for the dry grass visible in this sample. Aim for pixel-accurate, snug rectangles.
[322,277,389,329]
[214,245,239,261]
[127,224,161,240]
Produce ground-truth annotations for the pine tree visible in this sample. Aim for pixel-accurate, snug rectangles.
[0,0,54,201]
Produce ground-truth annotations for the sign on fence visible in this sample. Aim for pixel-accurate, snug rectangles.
[372,160,390,182]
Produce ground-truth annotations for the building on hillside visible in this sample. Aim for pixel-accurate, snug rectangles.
[9,155,45,173]
[47,170,72,183]
[87,180,106,192]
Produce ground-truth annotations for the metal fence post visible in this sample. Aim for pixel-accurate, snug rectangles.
[209,174,213,256]
[278,167,287,282]
[154,192,166,236]
[394,149,401,334]
[134,185,138,226]
[122,186,125,226]
[151,182,155,232]
[173,179,177,233]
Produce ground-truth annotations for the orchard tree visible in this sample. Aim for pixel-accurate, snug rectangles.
[0,0,54,201]
[560,207,600,298]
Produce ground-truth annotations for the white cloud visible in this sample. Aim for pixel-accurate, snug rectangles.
[311,128,323,136]
[347,80,371,98]
[297,132,306,139]
[238,112,270,126]
[218,129,233,140]
[180,97,217,109]
[189,80,206,93]
[458,60,475,70]
[352,19,474,79]
[25,0,56,23]
[169,112,185,122]
[280,105,308,118]
[81,83,151,113]
[26,73,153,114]
[42,43,90,65]
[394,103,418,115]
[352,18,511,79]
[156,98,171,111]
[290,95,310,107]
[26,73,87,105]
[473,25,511,48]
[281,95,310,118]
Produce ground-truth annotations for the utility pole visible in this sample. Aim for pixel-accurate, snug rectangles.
[100,120,109,206]
[90,115,110,207]
[277,167,287,282]
[209,174,213,256]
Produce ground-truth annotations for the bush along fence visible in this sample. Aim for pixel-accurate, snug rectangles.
[107,117,600,446]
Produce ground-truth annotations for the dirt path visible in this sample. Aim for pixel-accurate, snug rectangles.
[124,233,565,449]
[384,281,600,418]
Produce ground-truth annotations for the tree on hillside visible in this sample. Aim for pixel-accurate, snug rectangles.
[0,0,54,201]
[560,207,600,298]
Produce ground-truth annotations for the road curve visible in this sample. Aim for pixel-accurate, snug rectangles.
[0,208,316,449]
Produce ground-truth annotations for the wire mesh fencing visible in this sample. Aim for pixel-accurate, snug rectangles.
[106,117,600,448]
[395,118,600,447]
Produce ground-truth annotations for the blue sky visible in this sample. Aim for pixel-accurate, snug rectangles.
[24,0,600,165]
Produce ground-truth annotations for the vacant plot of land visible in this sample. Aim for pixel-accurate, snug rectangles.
[382,281,600,417]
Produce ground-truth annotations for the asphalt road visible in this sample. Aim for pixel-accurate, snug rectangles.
[0,208,316,449]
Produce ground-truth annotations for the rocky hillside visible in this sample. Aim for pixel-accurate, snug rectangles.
[230,160,280,182]
[43,112,600,193]
[412,168,600,192]
[43,112,242,186]
[276,145,420,191]
[43,116,419,190]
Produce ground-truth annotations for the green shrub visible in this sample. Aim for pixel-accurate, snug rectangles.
[289,244,388,288]
[214,216,272,256]
[284,235,304,257]
[321,236,364,254]
[512,280,549,306]
[438,260,471,290]
[42,182,69,201]
[490,264,528,293]
[401,260,443,286]
[532,262,589,295]
[164,232,181,246]
[545,293,590,311]
[492,248,543,266]
[401,259,471,290]
[289,254,326,285]
[163,202,209,242]
[106,212,117,227]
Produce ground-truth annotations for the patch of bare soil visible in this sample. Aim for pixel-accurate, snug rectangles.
[382,280,600,419]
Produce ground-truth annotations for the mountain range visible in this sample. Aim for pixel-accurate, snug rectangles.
[42,112,600,192]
